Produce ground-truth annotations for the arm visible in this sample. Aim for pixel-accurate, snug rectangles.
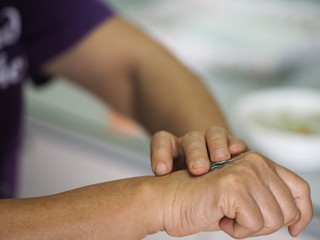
[43,17,246,175]
[0,152,313,239]
[0,177,160,240]
[44,17,227,135]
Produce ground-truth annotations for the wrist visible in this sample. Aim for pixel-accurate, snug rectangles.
[137,176,166,236]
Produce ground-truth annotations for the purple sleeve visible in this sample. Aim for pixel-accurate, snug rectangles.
[20,0,114,75]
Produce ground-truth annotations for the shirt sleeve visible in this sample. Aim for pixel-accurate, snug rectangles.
[19,0,115,78]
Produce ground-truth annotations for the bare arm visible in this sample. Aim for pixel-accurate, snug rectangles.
[0,177,160,240]
[44,17,228,135]
[43,17,246,175]
[0,152,313,239]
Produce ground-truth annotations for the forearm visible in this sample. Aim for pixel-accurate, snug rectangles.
[44,17,229,136]
[0,177,161,240]
[95,17,229,135]
[131,37,229,136]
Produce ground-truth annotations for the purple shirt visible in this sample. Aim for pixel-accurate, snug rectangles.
[0,0,114,198]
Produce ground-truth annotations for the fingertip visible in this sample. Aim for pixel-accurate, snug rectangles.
[288,226,300,238]
[154,162,169,176]
[228,136,248,154]
[191,168,208,176]
[229,144,239,154]
[288,210,311,239]
[190,159,209,175]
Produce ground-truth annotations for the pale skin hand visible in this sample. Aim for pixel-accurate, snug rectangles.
[150,127,247,176]
[156,151,313,239]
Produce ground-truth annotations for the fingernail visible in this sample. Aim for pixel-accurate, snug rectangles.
[192,159,206,169]
[214,149,228,160]
[155,162,168,175]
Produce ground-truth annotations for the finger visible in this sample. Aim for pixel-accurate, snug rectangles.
[228,136,248,155]
[275,165,313,237]
[250,184,285,236]
[219,193,264,239]
[286,210,300,227]
[245,153,300,233]
[205,127,231,162]
[150,131,178,176]
[181,131,210,175]
[268,173,299,227]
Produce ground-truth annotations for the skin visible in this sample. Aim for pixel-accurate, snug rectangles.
[43,17,247,176]
[160,152,313,239]
[150,128,246,176]
[0,16,313,238]
[0,152,313,239]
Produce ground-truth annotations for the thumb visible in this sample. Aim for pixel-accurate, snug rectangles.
[275,165,313,237]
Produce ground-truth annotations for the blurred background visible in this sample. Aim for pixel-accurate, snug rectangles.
[19,0,320,239]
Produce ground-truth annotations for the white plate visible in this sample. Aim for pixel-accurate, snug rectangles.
[234,87,320,172]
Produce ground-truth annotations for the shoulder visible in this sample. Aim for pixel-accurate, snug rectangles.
[20,0,116,74]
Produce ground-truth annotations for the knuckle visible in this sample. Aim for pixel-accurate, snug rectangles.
[308,209,314,221]
[300,179,311,194]
[251,222,265,235]
[210,135,225,142]
[183,131,201,139]
[243,215,265,235]
[206,126,226,136]
[269,214,284,230]
[219,173,243,189]
[216,164,259,188]
[210,126,226,133]
[233,163,259,181]
[188,146,205,156]
[245,151,263,160]
[245,151,271,168]
[151,149,166,159]
[286,209,299,225]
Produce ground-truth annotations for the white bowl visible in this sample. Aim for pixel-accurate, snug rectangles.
[234,87,320,172]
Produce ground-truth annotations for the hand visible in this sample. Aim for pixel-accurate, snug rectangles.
[150,126,247,176]
[156,151,313,239]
